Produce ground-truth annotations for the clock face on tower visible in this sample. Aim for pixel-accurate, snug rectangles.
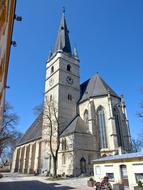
[66,76,73,85]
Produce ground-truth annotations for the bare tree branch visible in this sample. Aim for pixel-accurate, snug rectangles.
[131,138,143,152]
[137,88,143,119]
[33,104,43,116]
[0,102,21,159]
[43,97,61,177]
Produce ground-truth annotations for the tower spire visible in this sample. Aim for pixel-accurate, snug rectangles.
[54,9,72,54]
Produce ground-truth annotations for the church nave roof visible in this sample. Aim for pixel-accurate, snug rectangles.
[60,115,90,137]
[17,113,42,146]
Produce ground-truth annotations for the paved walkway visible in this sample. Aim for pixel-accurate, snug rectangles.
[0,173,95,190]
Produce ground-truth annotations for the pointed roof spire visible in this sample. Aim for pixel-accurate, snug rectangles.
[54,9,72,54]
[73,47,79,58]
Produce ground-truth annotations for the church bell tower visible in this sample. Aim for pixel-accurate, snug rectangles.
[44,10,80,133]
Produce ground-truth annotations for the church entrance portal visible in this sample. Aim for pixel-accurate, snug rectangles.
[80,157,86,174]
[43,153,51,173]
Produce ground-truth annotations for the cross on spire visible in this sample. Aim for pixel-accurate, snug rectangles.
[62,6,65,14]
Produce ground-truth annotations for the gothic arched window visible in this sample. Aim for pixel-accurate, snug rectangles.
[113,107,122,147]
[67,64,71,72]
[84,109,89,125]
[62,154,66,164]
[50,95,52,101]
[62,138,67,150]
[51,66,54,74]
[97,106,107,149]
[68,94,72,101]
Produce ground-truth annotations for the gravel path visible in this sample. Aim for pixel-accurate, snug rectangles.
[0,173,95,190]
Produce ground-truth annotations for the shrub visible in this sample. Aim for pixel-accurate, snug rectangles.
[89,177,94,181]
[138,181,143,187]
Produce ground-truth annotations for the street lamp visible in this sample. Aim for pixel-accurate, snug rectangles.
[11,41,17,47]
[14,14,22,21]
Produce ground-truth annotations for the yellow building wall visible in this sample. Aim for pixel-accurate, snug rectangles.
[0,0,16,124]
[93,159,143,190]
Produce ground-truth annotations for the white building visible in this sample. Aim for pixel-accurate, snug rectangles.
[11,11,132,177]
[93,152,143,190]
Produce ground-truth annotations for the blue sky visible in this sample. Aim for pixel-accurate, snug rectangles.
[7,0,143,137]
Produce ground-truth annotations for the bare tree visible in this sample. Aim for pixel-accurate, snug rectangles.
[0,131,22,164]
[133,88,143,152]
[137,102,143,119]
[43,98,61,178]
[131,138,143,152]
[33,104,43,116]
[137,88,143,119]
[0,102,20,156]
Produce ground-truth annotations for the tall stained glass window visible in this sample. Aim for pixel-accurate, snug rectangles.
[84,109,89,126]
[97,106,107,148]
[113,107,122,147]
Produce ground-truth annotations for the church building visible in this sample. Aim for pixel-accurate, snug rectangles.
[11,11,132,176]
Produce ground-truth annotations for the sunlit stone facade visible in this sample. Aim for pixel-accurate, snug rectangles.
[11,12,132,176]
